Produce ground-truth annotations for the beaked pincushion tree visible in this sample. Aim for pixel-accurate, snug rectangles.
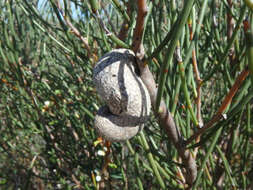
[0,0,252,189]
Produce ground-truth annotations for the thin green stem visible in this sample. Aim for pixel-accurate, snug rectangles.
[245,28,253,84]
[203,5,247,82]
[111,0,130,23]
[216,145,237,188]
[139,132,166,189]
[156,0,196,112]
[192,127,222,189]
[183,0,208,66]
[177,44,198,126]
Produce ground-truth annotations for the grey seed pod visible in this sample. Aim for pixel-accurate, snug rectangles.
[93,49,151,142]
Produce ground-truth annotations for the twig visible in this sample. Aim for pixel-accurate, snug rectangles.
[203,5,247,82]
[55,1,95,60]
[64,18,94,58]
[177,42,199,127]
[225,0,235,86]
[137,60,197,186]
[214,1,235,185]
[188,22,203,128]
[112,0,130,23]
[100,2,117,34]
[94,11,130,48]
[133,0,197,186]
[132,0,147,57]
[186,68,250,145]
[188,20,203,158]
[100,140,112,188]
[155,0,196,114]
[87,0,130,48]
[227,0,234,39]
[118,1,132,42]
[71,174,82,189]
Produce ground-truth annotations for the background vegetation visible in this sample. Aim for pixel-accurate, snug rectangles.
[0,0,252,189]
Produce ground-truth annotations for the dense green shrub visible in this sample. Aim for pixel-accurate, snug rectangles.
[0,0,252,189]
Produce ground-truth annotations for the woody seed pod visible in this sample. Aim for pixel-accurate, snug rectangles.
[93,49,151,141]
